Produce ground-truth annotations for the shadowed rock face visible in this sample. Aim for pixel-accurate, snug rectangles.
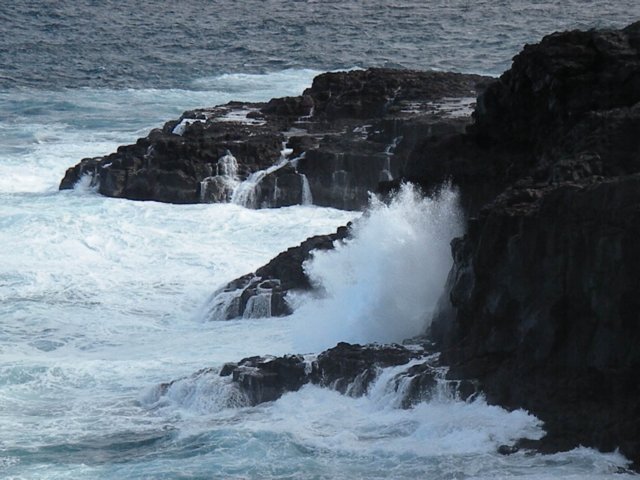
[203,225,351,321]
[59,69,490,210]
[398,22,640,216]
[473,22,640,162]
[428,22,640,468]
[432,177,640,465]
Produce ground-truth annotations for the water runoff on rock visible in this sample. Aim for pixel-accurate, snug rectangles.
[199,143,314,209]
[198,150,240,203]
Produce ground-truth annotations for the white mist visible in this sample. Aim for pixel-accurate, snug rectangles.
[293,183,463,351]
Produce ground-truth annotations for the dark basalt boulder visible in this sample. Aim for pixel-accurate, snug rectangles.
[222,355,308,405]
[310,342,425,394]
[154,342,484,411]
[154,340,484,416]
[204,225,350,320]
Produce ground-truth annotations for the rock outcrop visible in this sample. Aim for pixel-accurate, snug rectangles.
[204,224,350,320]
[155,342,458,409]
[59,69,490,210]
[429,21,640,468]
[398,21,640,216]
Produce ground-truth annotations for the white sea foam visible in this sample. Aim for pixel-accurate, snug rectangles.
[71,172,99,192]
[292,183,463,351]
[301,173,313,205]
[231,143,293,208]
[190,69,323,96]
[171,117,205,135]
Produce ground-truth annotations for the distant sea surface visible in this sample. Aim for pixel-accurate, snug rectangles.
[1,0,638,89]
[1,2,639,479]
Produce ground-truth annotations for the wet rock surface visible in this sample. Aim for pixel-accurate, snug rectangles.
[310,341,427,394]
[157,342,439,409]
[204,224,350,320]
[221,354,308,405]
[429,22,640,468]
[59,69,490,210]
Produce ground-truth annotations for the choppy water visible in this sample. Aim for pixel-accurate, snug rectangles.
[2,0,639,89]
[1,1,639,478]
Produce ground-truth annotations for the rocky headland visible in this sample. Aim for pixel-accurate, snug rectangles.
[429,21,640,466]
[60,68,490,210]
[61,21,640,468]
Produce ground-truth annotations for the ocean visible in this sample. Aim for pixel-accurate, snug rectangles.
[1,1,638,478]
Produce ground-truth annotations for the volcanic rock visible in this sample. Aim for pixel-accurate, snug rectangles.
[158,342,435,409]
[427,22,640,467]
[60,69,490,210]
[204,224,350,320]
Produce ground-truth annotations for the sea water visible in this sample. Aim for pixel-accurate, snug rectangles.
[1,1,639,478]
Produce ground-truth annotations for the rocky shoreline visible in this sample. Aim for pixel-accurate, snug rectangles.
[61,21,640,468]
[60,69,489,210]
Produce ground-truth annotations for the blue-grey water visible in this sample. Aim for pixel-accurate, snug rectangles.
[2,0,638,89]
[1,1,639,478]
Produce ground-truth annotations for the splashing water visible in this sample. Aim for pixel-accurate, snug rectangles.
[293,183,463,351]
[231,144,293,208]
[200,151,241,202]
[301,173,313,205]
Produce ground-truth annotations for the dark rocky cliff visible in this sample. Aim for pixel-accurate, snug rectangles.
[432,178,640,461]
[428,21,640,467]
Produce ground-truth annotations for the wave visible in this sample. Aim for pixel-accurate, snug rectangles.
[189,68,323,95]
[292,183,463,351]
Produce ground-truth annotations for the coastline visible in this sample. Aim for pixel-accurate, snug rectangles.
[56,20,640,472]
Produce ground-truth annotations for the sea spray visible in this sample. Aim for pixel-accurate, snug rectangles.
[292,183,463,351]
[73,172,100,193]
